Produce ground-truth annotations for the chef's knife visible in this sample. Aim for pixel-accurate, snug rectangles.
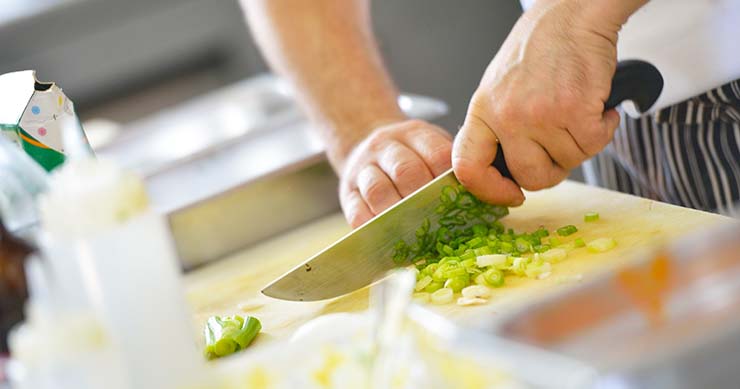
[262,60,663,301]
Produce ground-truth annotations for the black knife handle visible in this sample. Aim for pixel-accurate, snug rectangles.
[492,59,664,181]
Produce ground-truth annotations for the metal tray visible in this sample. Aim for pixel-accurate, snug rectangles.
[98,74,448,268]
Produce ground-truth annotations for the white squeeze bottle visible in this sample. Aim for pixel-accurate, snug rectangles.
[10,118,205,388]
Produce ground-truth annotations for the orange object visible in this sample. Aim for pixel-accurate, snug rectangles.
[616,253,673,326]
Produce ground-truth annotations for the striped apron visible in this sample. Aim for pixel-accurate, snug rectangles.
[587,79,740,218]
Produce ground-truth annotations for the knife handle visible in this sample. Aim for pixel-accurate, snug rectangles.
[491,59,664,181]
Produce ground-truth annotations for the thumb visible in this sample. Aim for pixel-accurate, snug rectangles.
[452,113,525,206]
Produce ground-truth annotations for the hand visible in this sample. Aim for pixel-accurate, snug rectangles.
[452,0,629,205]
[338,119,452,228]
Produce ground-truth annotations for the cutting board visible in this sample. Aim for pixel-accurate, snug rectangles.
[184,180,735,350]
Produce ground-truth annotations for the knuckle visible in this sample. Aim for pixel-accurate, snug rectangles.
[364,179,388,206]
[365,133,387,152]
[390,159,424,181]
[430,145,452,171]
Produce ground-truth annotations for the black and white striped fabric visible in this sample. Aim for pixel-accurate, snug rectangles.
[588,79,740,218]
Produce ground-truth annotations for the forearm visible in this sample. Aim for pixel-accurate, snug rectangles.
[243,0,404,171]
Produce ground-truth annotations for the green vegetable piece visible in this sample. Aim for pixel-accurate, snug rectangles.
[556,225,579,237]
[533,227,550,238]
[444,275,469,292]
[574,238,586,248]
[472,224,488,237]
[499,241,514,253]
[514,237,531,253]
[460,258,477,269]
[483,268,504,287]
[441,265,467,279]
[584,212,600,222]
[204,315,262,360]
[424,281,444,293]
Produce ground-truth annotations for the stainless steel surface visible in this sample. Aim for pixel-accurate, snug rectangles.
[99,75,448,268]
[486,222,740,388]
[262,170,458,301]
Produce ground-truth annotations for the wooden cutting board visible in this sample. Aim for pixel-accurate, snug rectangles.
[184,180,735,349]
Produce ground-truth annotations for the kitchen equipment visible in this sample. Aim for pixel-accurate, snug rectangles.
[262,60,665,302]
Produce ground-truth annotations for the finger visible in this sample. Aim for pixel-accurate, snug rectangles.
[568,108,620,157]
[340,188,374,228]
[602,108,620,138]
[452,113,524,205]
[376,141,434,197]
[401,129,452,176]
[503,134,569,190]
[356,164,402,214]
[531,127,589,171]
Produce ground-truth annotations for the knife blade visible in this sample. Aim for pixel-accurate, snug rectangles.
[262,60,663,301]
[262,169,459,301]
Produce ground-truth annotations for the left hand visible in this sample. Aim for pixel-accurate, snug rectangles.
[452,0,625,205]
[338,119,452,228]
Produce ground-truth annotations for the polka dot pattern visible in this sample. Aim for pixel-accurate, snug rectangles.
[31,106,40,115]
[38,127,47,136]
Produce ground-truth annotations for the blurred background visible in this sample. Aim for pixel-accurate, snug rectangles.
[0,0,528,266]
[0,0,521,134]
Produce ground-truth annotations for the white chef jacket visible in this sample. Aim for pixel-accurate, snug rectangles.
[520,0,740,113]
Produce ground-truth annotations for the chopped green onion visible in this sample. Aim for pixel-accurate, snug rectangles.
[476,254,507,268]
[533,227,550,238]
[525,261,552,279]
[457,297,487,306]
[556,225,578,237]
[482,268,505,287]
[584,212,600,222]
[391,184,601,305]
[204,315,261,360]
[430,287,454,304]
[509,257,530,276]
[460,258,477,268]
[441,265,467,279]
[587,237,617,253]
[514,237,531,253]
[424,281,444,293]
[415,275,433,291]
[461,284,492,299]
[444,275,470,292]
[412,292,430,304]
[541,248,567,263]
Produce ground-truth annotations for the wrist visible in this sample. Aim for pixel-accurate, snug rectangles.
[323,112,407,173]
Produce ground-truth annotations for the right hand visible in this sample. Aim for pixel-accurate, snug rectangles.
[452,0,630,205]
[338,119,452,228]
